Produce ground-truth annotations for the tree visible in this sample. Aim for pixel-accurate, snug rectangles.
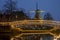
[3,0,17,13]
[44,13,53,20]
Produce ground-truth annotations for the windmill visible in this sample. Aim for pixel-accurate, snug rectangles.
[30,1,45,20]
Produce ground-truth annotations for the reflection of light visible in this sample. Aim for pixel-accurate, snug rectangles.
[56,35,60,40]
[54,39,57,40]
[57,35,60,38]
[54,35,60,40]
[40,37,42,40]
[11,38,14,40]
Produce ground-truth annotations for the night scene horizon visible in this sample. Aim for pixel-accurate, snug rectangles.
[0,0,60,21]
[0,0,60,40]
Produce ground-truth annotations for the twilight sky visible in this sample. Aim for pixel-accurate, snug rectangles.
[0,0,60,21]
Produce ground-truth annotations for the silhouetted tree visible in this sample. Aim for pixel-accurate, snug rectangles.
[3,0,17,13]
[44,13,53,20]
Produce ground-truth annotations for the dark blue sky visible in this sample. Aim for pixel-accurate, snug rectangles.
[0,0,60,21]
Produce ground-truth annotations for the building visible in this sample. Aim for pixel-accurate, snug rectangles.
[0,11,30,22]
[0,11,30,40]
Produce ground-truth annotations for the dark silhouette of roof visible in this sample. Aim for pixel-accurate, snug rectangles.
[0,11,30,22]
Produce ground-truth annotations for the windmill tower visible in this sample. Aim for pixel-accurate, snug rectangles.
[30,1,45,20]
[34,2,41,19]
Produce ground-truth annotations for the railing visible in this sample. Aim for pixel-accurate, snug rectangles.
[0,20,60,40]
[0,20,60,26]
